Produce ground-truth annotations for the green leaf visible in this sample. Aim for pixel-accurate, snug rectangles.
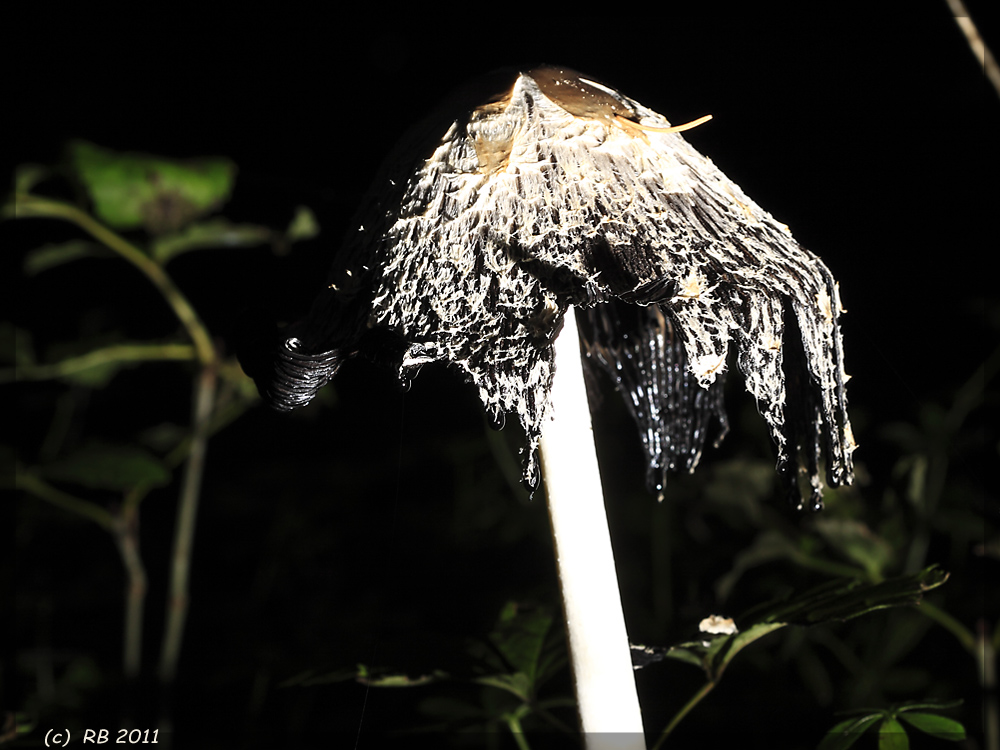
[362,672,443,688]
[702,457,776,512]
[487,601,555,690]
[667,568,948,682]
[904,454,929,509]
[138,422,189,453]
[739,566,948,628]
[68,140,235,234]
[351,663,446,688]
[665,622,785,680]
[818,714,884,750]
[813,518,894,579]
[419,696,490,722]
[474,672,533,701]
[10,341,196,388]
[44,341,124,388]
[661,642,705,670]
[714,528,803,601]
[40,338,131,389]
[286,205,320,242]
[23,240,112,275]
[897,712,966,741]
[150,218,274,264]
[893,698,963,713]
[278,668,356,687]
[878,717,909,750]
[42,443,172,490]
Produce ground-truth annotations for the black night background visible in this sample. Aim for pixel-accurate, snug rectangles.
[7,7,998,749]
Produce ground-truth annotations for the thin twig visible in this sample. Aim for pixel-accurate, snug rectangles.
[159,364,217,683]
[504,714,532,750]
[11,192,227,696]
[945,0,1000,98]
[918,601,976,653]
[978,620,999,750]
[652,680,716,750]
[1,342,196,383]
[15,470,118,531]
[17,470,149,678]
[11,194,216,367]
[115,506,148,681]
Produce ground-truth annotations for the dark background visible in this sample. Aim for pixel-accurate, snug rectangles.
[9,6,997,748]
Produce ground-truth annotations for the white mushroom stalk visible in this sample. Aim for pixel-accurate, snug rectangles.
[239,65,856,744]
[540,306,645,747]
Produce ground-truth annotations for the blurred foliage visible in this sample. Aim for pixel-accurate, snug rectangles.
[819,699,966,750]
[281,601,574,743]
[68,140,236,234]
[6,142,316,744]
[6,144,995,749]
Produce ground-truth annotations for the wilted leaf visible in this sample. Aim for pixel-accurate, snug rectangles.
[68,140,235,234]
[43,442,171,490]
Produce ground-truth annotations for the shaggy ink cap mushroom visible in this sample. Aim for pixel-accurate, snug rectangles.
[243,65,856,510]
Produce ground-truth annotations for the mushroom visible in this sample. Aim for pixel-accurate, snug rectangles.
[240,65,855,746]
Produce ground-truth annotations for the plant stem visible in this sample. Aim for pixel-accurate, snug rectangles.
[945,0,1000,98]
[159,364,217,683]
[11,194,216,367]
[15,470,117,531]
[918,600,976,654]
[2,342,196,383]
[505,714,532,750]
[115,505,147,681]
[539,307,646,750]
[651,680,716,750]
[16,470,148,678]
[978,619,999,750]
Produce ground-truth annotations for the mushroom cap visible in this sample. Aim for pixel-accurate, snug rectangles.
[243,66,855,509]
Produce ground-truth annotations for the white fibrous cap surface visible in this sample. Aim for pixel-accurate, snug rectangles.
[301,66,855,507]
